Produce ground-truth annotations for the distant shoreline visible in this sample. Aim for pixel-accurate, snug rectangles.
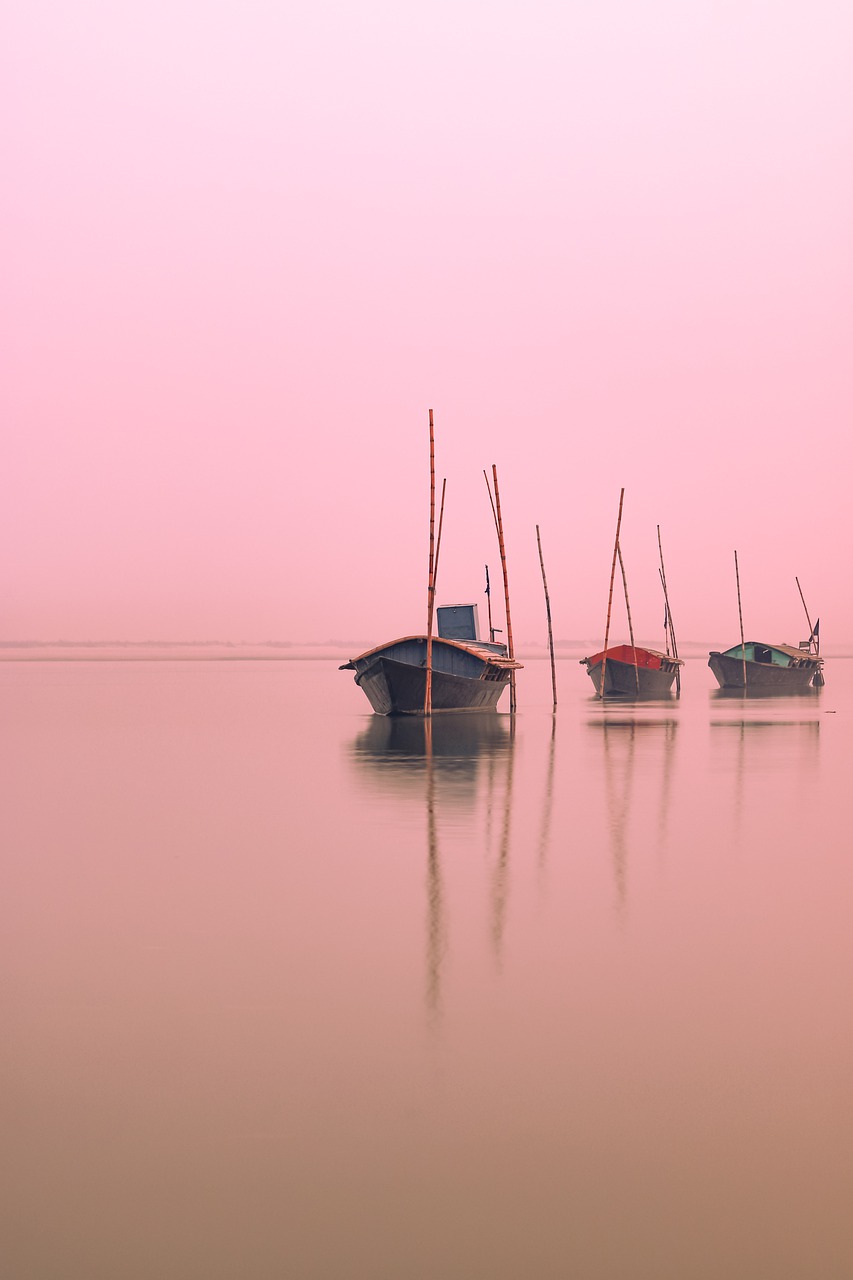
[3,646,851,662]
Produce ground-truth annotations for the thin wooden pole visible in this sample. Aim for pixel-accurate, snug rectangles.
[492,465,516,713]
[424,410,436,716]
[434,478,447,584]
[617,543,640,694]
[795,576,816,653]
[536,524,557,711]
[657,525,680,694]
[734,549,747,689]
[485,465,516,713]
[659,570,670,656]
[600,488,626,700]
[483,469,498,526]
[797,576,825,685]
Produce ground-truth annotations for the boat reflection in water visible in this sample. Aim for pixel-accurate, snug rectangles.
[710,677,822,701]
[586,715,680,910]
[351,711,511,779]
[709,714,821,841]
[349,712,515,1019]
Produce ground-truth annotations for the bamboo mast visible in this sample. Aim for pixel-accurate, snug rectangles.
[536,524,557,711]
[657,525,680,694]
[617,543,640,694]
[484,466,516,713]
[734,549,747,689]
[424,410,436,716]
[659,571,670,656]
[600,488,626,700]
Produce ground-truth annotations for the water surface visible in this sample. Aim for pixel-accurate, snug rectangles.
[2,656,851,1278]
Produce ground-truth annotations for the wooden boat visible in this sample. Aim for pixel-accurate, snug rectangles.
[584,492,683,699]
[708,641,823,691]
[581,643,683,697]
[710,564,824,691]
[341,603,521,715]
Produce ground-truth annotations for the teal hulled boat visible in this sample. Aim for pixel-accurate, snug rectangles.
[708,641,824,691]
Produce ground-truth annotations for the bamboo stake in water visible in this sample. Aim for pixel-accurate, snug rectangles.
[536,524,557,710]
[600,488,626,700]
[617,543,640,694]
[424,409,436,716]
[657,525,680,694]
[484,466,516,713]
[734,549,747,690]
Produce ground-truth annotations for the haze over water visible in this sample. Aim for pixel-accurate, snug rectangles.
[3,654,851,1279]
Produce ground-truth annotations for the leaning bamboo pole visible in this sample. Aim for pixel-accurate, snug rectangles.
[536,524,557,710]
[493,465,516,713]
[600,488,626,699]
[424,410,436,716]
[795,575,824,683]
[795,576,816,651]
[657,525,680,694]
[659,570,670,656]
[734,550,747,690]
[434,478,447,584]
[484,466,516,713]
[617,543,640,694]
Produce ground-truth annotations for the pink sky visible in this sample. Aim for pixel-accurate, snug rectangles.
[3,1,851,644]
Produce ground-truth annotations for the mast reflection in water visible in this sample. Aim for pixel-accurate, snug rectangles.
[709,714,821,845]
[349,712,515,1017]
[586,716,679,911]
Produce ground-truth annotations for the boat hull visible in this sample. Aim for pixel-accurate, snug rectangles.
[583,656,679,697]
[580,645,682,697]
[708,651,820,691]
[342,636,517,715]
[353,656,509,714]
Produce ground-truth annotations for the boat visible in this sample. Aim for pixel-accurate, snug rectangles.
[581,643,683,697]
[708,641,823,690]
[709,562,825,691]
[341,603,521,715]
[582,491,683,698]
[343,410,521,716]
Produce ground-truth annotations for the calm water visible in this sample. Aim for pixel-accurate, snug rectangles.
[2,655,851,1279]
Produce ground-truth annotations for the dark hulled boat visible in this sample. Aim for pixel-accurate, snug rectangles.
[585,490,683,700]
[708,642,823,691]
[711,563,825,692]
[580,643,683,697]
[341,604,521,715]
